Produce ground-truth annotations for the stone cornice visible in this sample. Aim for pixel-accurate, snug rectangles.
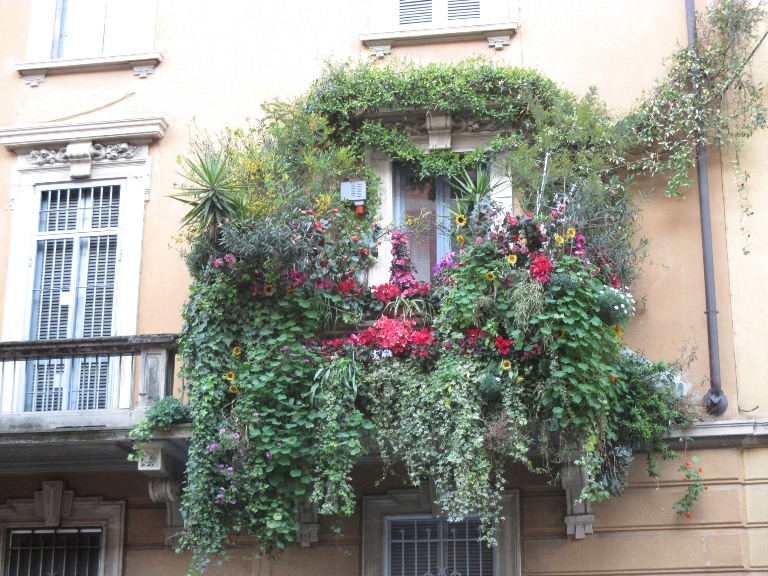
[669,418,768,447]
[0,116,169,152]
[15,52,163,86]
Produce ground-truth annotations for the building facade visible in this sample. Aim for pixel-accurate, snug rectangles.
[1,1,767,574]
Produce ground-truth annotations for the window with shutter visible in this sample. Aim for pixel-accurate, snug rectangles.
[398,0,482,27]
[26,184,120,411]
[4,528,102,576]
[387,516,495,576]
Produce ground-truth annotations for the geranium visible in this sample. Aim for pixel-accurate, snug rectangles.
[372,283,402,304]
[529,253,554,283]
[494,336,514,355]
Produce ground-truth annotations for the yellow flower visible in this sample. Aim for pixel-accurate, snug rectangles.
[456,214,467,227]
[228,384,238,394]
[485,271,495,281]
[566,227,576,238]
[224,372,235,381]
[501,359,512,371]
[456,234,465,244]
[507,254,518,265]
[516,376,525,384]
[232,346,242,357]
[263,285,275,297]
[555,234,565,245]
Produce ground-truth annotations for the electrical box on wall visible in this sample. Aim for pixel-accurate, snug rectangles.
[340,181,367,214]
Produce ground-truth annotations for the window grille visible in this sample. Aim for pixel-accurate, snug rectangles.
[4,528,102,576]
[387,517,495,576]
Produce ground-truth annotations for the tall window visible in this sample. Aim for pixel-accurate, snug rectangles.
[50,0,156,59]
[393,165,456,282]
[26,184,120,411]
[4,528,102,576]
[387,516,495,576]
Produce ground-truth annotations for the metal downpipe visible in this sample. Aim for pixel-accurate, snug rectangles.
[685,0,728,415]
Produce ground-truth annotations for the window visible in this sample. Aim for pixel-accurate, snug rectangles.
[387,516,495,576]
[50,0,157,60]
[4,527,102,576]
[25,183,121,412]
[362,486,520,576]
[399,0,481,27]
[0,116,168,415]
[0,482,124,576]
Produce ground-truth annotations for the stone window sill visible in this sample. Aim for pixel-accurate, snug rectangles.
[360,22,518,57]
[15,51,163,87]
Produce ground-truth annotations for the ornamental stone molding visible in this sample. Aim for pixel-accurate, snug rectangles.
[373,110,494,151]
[27,142,140,178]
[561,462,595,539]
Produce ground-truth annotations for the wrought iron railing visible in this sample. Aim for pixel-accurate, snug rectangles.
[0,334,177,414]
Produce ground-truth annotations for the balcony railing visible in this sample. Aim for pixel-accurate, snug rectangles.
[0,334,177,417]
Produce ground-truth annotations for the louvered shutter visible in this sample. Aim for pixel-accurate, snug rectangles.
[399,0,433,25]
[448,0,481,21]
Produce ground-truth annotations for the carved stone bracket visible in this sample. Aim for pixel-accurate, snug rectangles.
[34,481,74,526]
[426,113,453,150]
[368,44,391,59]
[295,500,319,547]
[561,462,594,539]
[487,35,511,50]
[148,477,184,548]
[27,141,140,178]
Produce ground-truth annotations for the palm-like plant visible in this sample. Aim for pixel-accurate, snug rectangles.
[172,144,244,238]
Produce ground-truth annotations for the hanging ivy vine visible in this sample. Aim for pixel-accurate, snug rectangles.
[132,1,767,572]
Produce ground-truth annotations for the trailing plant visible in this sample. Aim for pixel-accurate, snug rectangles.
[145,20,768,564]
[128,395,190,460]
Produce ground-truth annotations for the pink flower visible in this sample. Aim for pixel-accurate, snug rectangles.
[266,451,272,459]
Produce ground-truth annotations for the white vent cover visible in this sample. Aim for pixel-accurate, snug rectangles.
[340,181,367,205]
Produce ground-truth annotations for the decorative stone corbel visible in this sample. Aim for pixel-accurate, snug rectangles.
[561,462,594,539]
[368,44,391,59]
[148,477,184,548]
[34,481,74,526]
[426,113,452,150]
[24,74,45,87]
[487,35,511,50]
[295,501,319,547]
[133,65,155,79]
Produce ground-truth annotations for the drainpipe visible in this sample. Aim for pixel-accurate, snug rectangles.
[685,0,728,415]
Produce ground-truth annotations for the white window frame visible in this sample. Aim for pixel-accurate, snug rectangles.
[0,482,124,576]
[0,117,167,414]
[362,485,520,576]
[17,0,161,86]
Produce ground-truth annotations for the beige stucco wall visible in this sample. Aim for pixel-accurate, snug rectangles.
[2,0,768,574]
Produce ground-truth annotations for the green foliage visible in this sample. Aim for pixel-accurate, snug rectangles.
[128,395,190,460]
[160,21,768,564]
[673,456,706,517]
[626,0,768,197]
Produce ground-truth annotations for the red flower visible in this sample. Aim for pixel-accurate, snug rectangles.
[494,336,514,355]
[685,512,691,518]
[529,253,554,283]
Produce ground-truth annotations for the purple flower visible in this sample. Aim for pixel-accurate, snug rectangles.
[206,443,219,452]
[232,432,240,440]
[266,450,272,459]
[230,499,237,505]
[253,411,260,418]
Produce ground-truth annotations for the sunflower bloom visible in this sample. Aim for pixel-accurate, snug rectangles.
[263,285,275,297]
[555,234,565,244]
[501,359,512,371]
[456,214,467,227]
[485,271,495,281]
[566,227,577,238]
[232,346,242,357]
[228,384,238,394]
[456,234,465,244]
[224,372,235,381]
[507,254,518,265]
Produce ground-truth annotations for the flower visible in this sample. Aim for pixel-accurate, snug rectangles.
[456,214,467,226]
[232,346,242,356]
[507,254,518,265]
[555,234,565,244]
[263,285,275,297]
[501,359,512,371]
[224,372,235,381]
[265,451,272,459]
[228,384,238,394]
[456,234,465,244]
[485,271,495,281]
[685,512,691,518]
[494,336,514,355]
[566,227,576,238]
[529,253,554,283]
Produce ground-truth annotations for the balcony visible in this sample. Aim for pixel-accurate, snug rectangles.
[0,334,186,475]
